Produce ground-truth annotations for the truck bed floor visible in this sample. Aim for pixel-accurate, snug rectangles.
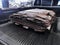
[0,22,60,45]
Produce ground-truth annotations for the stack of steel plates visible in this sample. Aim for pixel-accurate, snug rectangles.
[9,9,56,32]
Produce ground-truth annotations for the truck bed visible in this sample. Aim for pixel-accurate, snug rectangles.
[0,22,60,45]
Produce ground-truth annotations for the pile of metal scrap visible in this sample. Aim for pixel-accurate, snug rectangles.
[9,9,56,32]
